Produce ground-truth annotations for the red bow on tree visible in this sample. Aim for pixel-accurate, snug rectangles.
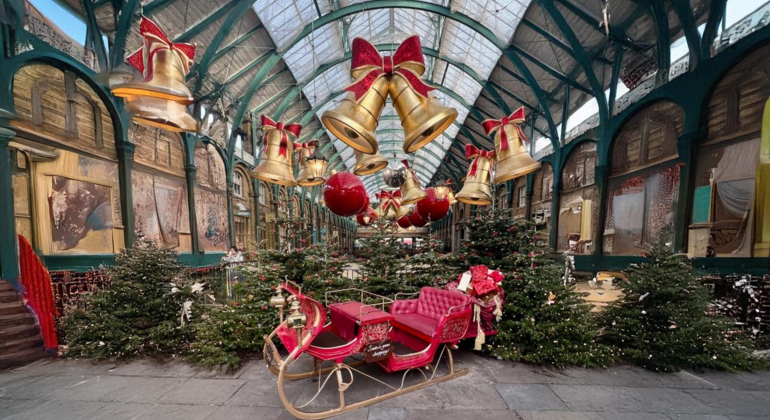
[481,107,529,150]
[346,36,434,101]
[376,190,402,210]
[293,140,318,151]
[465,144,495,177]
[125,16,196,81]
[261,115,302,157]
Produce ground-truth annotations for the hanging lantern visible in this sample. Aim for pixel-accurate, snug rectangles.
[323,172,368,217]
[408,206,428,227]
[354,149,388,176]
[356,206,377,226]
[111,17,198,133]
[252,116,302,187]
[482,107,541,184]
[433,180,451,201]
[447,190,458,205]
[416,187,450,222]
[399,159,427,206]
[456,145,495,206]
[296,141,327,187]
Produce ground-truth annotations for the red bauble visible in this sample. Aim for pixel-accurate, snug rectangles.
[416,187,450,221]
[356,206,377,226]
[397,215,412,229]
[409,208,428,227]
[324,172,368,217]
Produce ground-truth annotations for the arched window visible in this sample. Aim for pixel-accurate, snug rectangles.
[558,142,598,254]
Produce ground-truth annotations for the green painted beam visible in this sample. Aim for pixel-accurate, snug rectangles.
[553,0,646,53]
[110,0,141,68]
[669,0,703,68]
[82,0,109,71]
[192,0,258,94]
[224,50,275,86]
[253,85,296,116]
[701,0,727,59]
[174,1,239,43]
[142,0,175,16]
[508,43,592,95]
[650,0,671,84]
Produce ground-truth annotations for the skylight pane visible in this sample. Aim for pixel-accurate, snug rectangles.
[453,0,530,43]
[434,61,483,104]
[284,25,345,82]
[305,63,350,107]
[439,20,501,79]
[252,0,319,51]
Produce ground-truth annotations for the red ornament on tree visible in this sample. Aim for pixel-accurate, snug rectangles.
[397,215,412,229]
[416,187,450,221]
[324,172,368,216]
[408,207,428,227]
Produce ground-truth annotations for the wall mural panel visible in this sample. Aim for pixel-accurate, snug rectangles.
[132,171,191,250]
[195,144,228,252]
[47,176,113,253]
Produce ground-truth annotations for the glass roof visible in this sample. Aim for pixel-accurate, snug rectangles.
[251,0,533,196]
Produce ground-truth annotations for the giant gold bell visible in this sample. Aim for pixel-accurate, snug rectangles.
[112,49,194,104]
[390,73,457,153]
[354,150,388,176]
[494,124,541,184]
[456,157,494,206]
[252,130,297,187]
[296,145,327,187]
[322,77,388,154]
[124,95,198,132]
[399,176,427,207]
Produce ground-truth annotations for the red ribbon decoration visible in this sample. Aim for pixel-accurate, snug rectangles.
[465,144,495,177]
[293,140,318,151]
[376,189,402,210]
[401,159,419,183]
[125,16,196,81]
[346,36,435,101]
[481,107,529,151]
[261,115,302,158]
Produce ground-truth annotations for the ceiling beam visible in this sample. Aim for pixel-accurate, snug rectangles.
[173,1,238,43]
[552,0,647,53]
[507,43,592,95]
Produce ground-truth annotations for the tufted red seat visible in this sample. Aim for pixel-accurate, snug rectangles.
[390,287,471,342]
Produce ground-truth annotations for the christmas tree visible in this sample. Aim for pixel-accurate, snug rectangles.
[60,241,206,359]
[358,216,407,296]
[600,241,762,372]
[460,206,611,368]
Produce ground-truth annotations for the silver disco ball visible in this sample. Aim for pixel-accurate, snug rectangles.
[382,167,407,188]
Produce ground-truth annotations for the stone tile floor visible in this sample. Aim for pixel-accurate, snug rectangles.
[1,350,769,420]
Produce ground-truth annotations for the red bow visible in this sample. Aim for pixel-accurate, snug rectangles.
[401,159,419,182]
[293,140,318,151]
[125,16,196,81]
[346,36,434,101]
[261,115,302,157]
[481,107,529,151]
[376,190,402,210]
[465,144,495,177]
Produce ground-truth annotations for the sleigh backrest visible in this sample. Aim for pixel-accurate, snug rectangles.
[415,287,471,321]
[275,282,326,357]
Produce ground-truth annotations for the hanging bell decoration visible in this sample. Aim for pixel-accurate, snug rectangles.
[456,145,495,206]
[385,36,457,153]
[354,149,388,176]
[111,17,198,133]
[482,107,541,184]
[252,115,302,187]
[296,141,327,187]
[376,190,408,220]
[322,38,390,153]
[399,159,427,206]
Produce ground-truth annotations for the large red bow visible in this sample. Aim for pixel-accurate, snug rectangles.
[481,107,529,151]
[376,190,402,210]
[125,16,196,81]
[465,144,495,177]
[293,140,318,151]
[345,36,434,101]
[261,115,302,157]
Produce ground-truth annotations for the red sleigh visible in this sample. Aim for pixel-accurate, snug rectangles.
[264,281,487,419]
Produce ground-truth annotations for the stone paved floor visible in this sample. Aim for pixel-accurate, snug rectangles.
[1,351,769,420]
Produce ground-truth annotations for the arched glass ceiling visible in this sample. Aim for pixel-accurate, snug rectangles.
[251,0,533,198]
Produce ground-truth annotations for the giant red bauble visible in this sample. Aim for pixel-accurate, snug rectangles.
[356,206,377,226]
[416,187,450,221]
[409,208,427,227]
[324,172,367,217]
[396,215,412,229]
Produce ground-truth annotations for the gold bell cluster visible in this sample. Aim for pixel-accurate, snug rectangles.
[399,160,427,206]
[456,145,495,206]
[252,115,303,187]
[111,16,197,133]
[482,107,541,184]
[375,190,410,220]
[296,141,328,187]
[322,36,457,155]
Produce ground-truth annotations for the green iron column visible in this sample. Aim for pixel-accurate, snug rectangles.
[674,133,697,253]
[0,127,19,283]
[116,140,135,249]
[252,178,261,246]
[593,164,611,256]
[525,173,534,221]
[273,184,280,249]
[226,179,236,247]
[548,163,563,250]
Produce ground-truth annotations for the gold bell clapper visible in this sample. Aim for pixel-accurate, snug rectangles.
[354,149,389,176]
[456,145,495,206]
[399,159,427,206]
[295,141,328,187]
[252,115,302,187]
[482,107,541,184]
[110,16,198,133]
